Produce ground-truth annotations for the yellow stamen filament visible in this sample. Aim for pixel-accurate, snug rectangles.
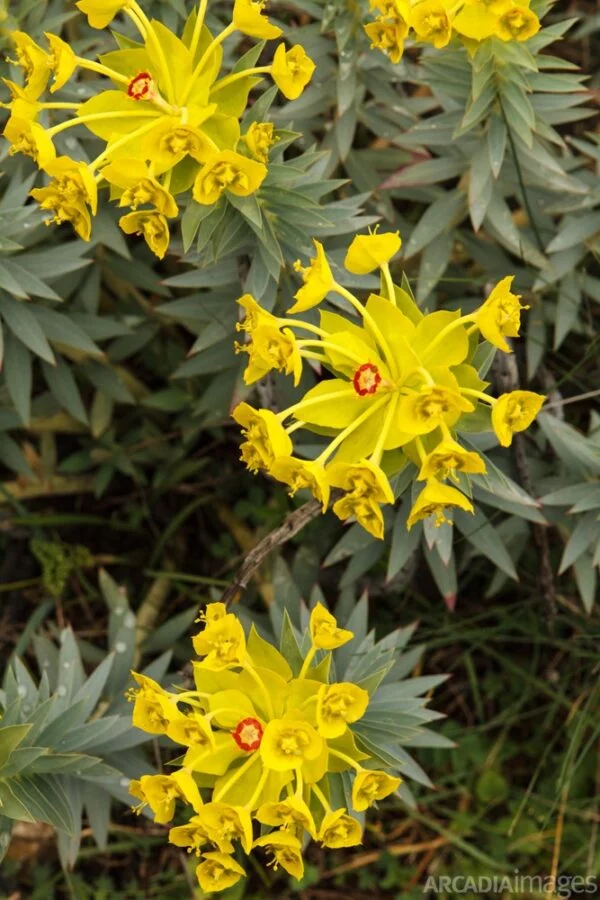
[213,752,261,802]
[180,22,237,105]
[333,282,398,379]
[210,66,272,94]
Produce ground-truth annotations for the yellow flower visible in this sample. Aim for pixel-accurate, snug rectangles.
[76,0,130,29]
[237,293,279,331]
[332,493,386,539]
[193,802,253,854]
[102,159,178,217]
[270,457,331,511]
[289,240,334,314]
[128,672,177,734]
[196,851,246,893]
[271,44,316,101]
[407,480,474,530]
[169,816,210,856]
[397,385,474,435]
[328,459,394,505]
[309,602,353,650]
[233,0,283,39]
[417,438,486,482]
[119,211,170,259]
[316,683,369,739]
[232,402,293,474]
[256,795,317,839]
[318,808,363,848]
[193,150,267,205]
[474,276,529,353]
[329,459,395,539]
[236,325,302,386]
[364,19,406,64]
[344,231,402,275]
[4,116,56,167]
[491,390,545,447]
[45,33,77,93]
[31,156,98,242]
[8,32,51,98]
[133,770,203,824]
[496,4,540,40]
[243,122,279,163]
[253,831,304,880]
[36,156,98,213]
[143,118,218,175]
[260,716,325,771]
[166,711,215,748]
[351,770,402,811]
[193,613,247,670]
[410,0,454,48]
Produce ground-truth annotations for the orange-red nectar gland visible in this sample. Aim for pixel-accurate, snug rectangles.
[127,72,156,101]
[353,363,382,397]
[232,717,264,752]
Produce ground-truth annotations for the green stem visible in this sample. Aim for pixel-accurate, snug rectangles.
[333,282,397,379]
[380,262,396,305]
[298,646,317,680]
[88,117,164,170]
[40,102,82,110]
[47,110,159,138]
[244,767,269,811]
[420,314,475,361]
[242,661,274,719]
[311,782,331,813]
[210,65,271,94]
[370,394,399,466]
[460,388,495,405]
[315,396,389,465]
[74,57,130,85]
[189,0,210,61]
[276,388,358,422]
[213,753,261,802]
[297,339,364,366]
[180,22,237,105]
[329,748,362,772]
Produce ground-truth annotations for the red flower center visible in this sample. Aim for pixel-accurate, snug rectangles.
[127,72,155,101]
[353,363,381,397]
[232,717,263,752]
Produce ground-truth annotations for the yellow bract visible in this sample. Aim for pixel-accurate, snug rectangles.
[127,601,404,891]
[491,390,545,447]
[232,234,543,538]
[271,44,317,100]
[345,230,402,275]
[4,0,316,257]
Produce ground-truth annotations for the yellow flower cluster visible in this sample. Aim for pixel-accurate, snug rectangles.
[232,232,545,538]
[2,0,315,257]
[127,601,401,892]
[365,0,540,63]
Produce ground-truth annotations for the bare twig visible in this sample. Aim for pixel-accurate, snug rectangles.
[219,492,341,607]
